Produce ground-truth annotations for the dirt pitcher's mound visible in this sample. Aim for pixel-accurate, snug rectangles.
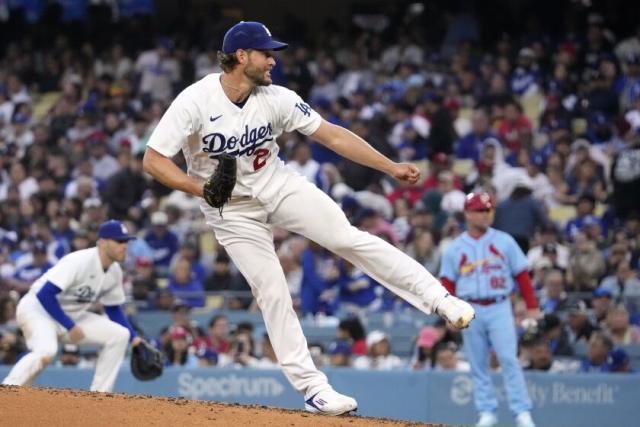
[0,386,444,426]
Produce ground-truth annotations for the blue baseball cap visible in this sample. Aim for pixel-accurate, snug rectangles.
[197,348,219,364]
[328,340,352,356]
[592,287,612,298]
[222,21,288,53]
[607,347,630,371]
[97,220,136,242]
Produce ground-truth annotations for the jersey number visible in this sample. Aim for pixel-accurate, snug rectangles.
[490,276,506,289]
[253,148,271,171]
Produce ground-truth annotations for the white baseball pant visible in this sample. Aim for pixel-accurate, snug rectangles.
[203,172,448,398]
[2,294,130,392]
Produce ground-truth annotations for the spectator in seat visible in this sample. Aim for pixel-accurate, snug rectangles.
[607,347,635,373]
[328,340,352,367]
[167,257,205,308]
[337,317,367,356]
[591,288,614,327]
[204,251,251,309]
[10,240,52,294]
[411,326,441,370]
[564,193,602,241]
[255,333,279,369]
[580,332,613,372]
[197,314,231,355]
[539,269,571,315]
[130,257,158,306]
[196,348,219,367]
[566,300,599,345]
[454,109,498,161]
[227,331,258,368]
[539,313,573,356]
[432,341,470,372]
[164,326,198,367]
[144,211,179,277]
[527,224,570,271]
[605,305,640,345]
[599,260,640,304]
[353,330,403,370]
[337,260,381,315]
[525,338,577,373]
[567,232,606,291]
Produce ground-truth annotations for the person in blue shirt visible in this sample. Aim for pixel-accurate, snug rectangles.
[11,241,52,294]
[300,243,339,316]
[167,257,205,308]
[580,332,613,372]
[455,109,499,161]
[337,260,381,315]
[564,193,604,240]
[144,211,179,276]
[607,347,636,373]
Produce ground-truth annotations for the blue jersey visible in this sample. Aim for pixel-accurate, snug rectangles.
[439,228,528,300]
[13,262,53,283]
[338,266,379,307]
[144,230,179,268]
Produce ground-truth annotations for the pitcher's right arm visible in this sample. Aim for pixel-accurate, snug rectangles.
[143,147,204,197]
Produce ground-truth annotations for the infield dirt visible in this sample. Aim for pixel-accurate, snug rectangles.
[0,386,447,426]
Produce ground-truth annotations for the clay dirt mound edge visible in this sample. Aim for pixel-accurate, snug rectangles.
[0,385,447,427]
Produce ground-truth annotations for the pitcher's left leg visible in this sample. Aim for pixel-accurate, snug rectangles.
[271,178,471,322]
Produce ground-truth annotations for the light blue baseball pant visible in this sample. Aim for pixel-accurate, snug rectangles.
[461,299,532,415]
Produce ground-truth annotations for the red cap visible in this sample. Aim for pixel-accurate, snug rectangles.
[464,192,494,211]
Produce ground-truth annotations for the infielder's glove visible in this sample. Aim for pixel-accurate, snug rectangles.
[203,153,237,216]
[130,340,164,381]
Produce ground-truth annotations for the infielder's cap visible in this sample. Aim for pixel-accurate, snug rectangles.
[98,220,136,242]
[222,21,288,53]
[463,192,494,211]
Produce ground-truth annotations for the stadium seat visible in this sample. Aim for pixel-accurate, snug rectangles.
[452,159,475,177]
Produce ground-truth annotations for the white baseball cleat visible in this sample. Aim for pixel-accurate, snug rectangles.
[515,411,536,427]
[476,411,498,427]
[436,294,475,329]
[304,388,358,416]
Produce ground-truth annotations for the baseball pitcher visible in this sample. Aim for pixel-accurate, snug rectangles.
[142,21,475,416]
[439,193,539,427]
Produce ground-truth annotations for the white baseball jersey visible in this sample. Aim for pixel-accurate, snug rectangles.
[146,73,322,200]
[28,247,126,313]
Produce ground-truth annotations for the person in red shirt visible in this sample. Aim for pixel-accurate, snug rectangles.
[497,100,532,154]
[193,314,232,354]
[422,152,464,192]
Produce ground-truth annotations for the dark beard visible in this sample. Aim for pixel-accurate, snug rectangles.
[244,64,270,86]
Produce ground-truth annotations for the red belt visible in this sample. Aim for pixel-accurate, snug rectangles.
[466,296,507,306]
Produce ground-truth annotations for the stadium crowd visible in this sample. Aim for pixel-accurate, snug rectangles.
[0,2,639,375]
